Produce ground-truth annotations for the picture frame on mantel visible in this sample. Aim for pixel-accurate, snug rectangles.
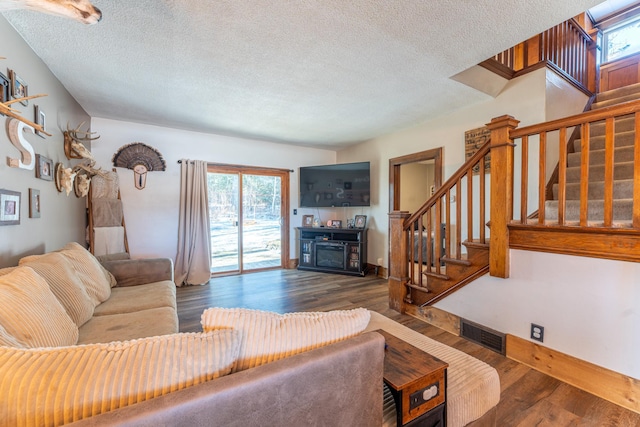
[0,189,21,226]
[354,215,367,229]
[302,215,314,227]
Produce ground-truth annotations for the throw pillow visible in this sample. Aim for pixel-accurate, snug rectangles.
[0,266,78,347]
[201,307,370,372]
[0,330,240,426]
[19,252,95,326]
[59,242,117,301]
[0,323,24,348]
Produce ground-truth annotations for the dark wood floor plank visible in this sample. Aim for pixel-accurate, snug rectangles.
[176,269,640,426]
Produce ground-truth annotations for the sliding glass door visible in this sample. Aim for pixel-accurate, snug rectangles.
[208,165,289,275]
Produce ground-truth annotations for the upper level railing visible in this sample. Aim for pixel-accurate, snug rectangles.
[485,17,600,94]
[510,99,640,228]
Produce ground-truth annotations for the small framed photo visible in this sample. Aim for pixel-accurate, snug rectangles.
[302,215,314,227]
[354,215,367,229]
[9,70,28,106]
[0,71,9,107]
[0,189,21,226]
[29,188,41,218]
[34,105,46,138]
[327,219,342,228]
[35,154,53,181]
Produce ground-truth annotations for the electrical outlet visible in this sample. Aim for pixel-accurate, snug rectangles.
[531,323,544,342]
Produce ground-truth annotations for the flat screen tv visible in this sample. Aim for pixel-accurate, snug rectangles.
[299,162,370,207]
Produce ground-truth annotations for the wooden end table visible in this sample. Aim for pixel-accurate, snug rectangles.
[378,330,448,427]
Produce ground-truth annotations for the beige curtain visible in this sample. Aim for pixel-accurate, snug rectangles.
[175,160,211,286]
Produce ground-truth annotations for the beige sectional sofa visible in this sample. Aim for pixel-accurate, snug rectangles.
[0,242,498,426]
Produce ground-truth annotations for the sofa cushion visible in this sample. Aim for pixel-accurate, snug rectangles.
[201,307,370,372]
[0,266,78,347]
[0,330,240,427]
[18,252,95,326]
[78,306,179,344]
[93,280,176,316]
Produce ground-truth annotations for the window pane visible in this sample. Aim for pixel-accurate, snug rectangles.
[606,19,640,62]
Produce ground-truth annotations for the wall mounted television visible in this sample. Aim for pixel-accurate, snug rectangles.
[299,161,370,208]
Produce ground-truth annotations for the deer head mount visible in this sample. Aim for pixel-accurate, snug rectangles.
[0,0,102,25]
[64,121,99,159]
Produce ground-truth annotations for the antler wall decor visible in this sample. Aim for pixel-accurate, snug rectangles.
[0,0,102,25]
[55,123,108,197]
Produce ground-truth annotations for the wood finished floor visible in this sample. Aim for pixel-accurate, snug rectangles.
[176,269,640,427]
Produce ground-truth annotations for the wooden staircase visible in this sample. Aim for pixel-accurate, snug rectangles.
[544,83,640,225]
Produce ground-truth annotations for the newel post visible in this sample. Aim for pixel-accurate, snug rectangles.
[587,29,602,94]
[486,115,519,278]
[388,211,410,313]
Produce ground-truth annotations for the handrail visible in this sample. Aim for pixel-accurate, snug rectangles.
[404,139,492,229]
[512,98,640,138]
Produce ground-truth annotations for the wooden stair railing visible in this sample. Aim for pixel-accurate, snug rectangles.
[389,139,493,310]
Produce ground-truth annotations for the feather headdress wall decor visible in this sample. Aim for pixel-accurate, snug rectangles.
[112,142,166,190]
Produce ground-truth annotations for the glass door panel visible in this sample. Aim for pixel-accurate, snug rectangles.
[208,173,240,274]
[242,174,282,271]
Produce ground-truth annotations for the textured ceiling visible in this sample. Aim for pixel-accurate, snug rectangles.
[2,0,604,148]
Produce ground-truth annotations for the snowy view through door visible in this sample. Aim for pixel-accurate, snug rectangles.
[208,172,282,273]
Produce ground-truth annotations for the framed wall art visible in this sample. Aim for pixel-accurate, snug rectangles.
[0,189,21,226]
[35,154,53,181]
[34,105,46,138]
[9,70,28,106]
[29,188,41,218]
[464,126,491,175]
[354,215,367,229]
[0,71,9,108]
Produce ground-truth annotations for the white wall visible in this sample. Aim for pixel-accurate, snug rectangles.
[90,118,336,262]
[436,250,640,379]
[0,16,90,267]
[338,68,640,380]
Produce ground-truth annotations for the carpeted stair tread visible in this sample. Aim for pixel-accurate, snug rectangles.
[552,179,634,200]
[566,161,635,182]
[573,130,636,152]
[591,94,640,109]
[544,199,633,221]
[586,116,636,137]
[595,82,640,102]
[567,145,636,167]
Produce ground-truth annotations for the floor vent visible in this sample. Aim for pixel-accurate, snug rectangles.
[460,319,506,355]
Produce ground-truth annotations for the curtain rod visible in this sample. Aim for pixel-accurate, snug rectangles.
[177,160,293,173]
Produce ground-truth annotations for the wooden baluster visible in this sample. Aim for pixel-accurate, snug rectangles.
[417,216,424,286]
[579,123,591,226]
[604,117,615,227]
[388,211,410,312]
[487,115,519,278]
[435,198,442,274]
[634,112,640,228]
[467,171,473,244]
[445,190,451,258]
[558,127,568,225]
[456,178,462,260]
[520,135,529,223]
[408,222,416,285]
[479,156,486,241]
[538,132,547,224]
[426,210,433,274]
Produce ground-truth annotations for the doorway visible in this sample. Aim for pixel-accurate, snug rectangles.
[207,164,290,275]
[389,148,443,212]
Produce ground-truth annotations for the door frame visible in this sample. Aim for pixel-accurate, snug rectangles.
[389,148,443,212]
[207,163,290,275]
